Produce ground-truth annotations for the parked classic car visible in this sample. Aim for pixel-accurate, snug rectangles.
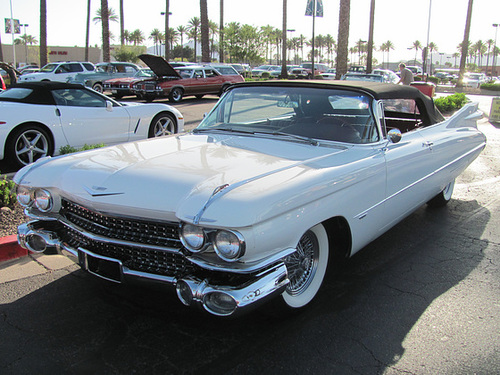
[103,68,155,99]
[0,81,184,168]
[15,81,485,316]
[341,73,385,82]
[68,62,141,93]
[132,54,244,102]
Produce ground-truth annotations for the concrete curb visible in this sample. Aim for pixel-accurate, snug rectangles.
[0,234,27,262]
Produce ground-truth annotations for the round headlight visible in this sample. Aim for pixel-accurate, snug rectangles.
[180,224,205,252]
[16,185,33,207]
[34,189,53,212]
[214,230,245,262]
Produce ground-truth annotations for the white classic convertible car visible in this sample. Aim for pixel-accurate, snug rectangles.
[15,81,486,316]
[0,81,184,168]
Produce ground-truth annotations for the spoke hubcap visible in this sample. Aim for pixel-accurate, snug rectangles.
[285,230,319,296]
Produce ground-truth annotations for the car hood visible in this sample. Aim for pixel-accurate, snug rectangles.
[15,133,355,228]
[138,54,181,78]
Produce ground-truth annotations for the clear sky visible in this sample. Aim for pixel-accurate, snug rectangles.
[1,0,499,63]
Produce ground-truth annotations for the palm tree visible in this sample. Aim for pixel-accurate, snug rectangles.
[40,0,48,67]
[200,0,210,62]
[485,38,494,73]
[188,17,201,62]
[384,40,394,67]
[93,6,119,24]
[100,0,111,62]
[85,0,91,61]
[428,42,437,74]
[209,21,219,60]
[150,29,162,55]
[458,0,473,86]
[168,28,178,53]
[119,0,125,45]
[177,25,187,61]
[411,40,422,64]
[129,29,145,46]
[260,25,275,64]
[219,0,224,62]
[336,0,350,79]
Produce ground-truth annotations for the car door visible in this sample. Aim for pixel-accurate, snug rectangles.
[53,63,84,82]
[185,68,207,96]
[51,87,131,148]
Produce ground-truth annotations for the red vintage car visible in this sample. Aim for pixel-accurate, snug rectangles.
[102,68,154,99]
[132,54,244,102]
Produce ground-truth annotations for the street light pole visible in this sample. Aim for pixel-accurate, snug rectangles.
[162,0,170,60]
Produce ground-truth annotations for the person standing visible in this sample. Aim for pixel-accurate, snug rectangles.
[398,63,414,85]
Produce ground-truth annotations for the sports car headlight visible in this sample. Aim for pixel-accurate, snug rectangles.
[34,189,53,212]
[180,224,206,252]
[16,185,33,207]
[214,230,245,262]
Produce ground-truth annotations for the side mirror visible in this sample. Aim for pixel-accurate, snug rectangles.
[387,128,402,144]
[106,100,113,112]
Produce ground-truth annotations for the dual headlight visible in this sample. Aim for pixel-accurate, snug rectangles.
[16,185,54,212]
[180,223,245,262]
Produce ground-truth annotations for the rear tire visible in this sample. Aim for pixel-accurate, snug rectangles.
[427,180,455,208]
[92,83,104,93]
[6,125,53,169]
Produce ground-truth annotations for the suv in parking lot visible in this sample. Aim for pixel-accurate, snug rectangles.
[18,61,95,83]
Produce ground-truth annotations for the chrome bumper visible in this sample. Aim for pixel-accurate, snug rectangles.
[17,222,290,316]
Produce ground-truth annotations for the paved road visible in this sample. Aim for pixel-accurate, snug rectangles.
[1,94,499,374]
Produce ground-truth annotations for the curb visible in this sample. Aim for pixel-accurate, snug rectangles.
[0,234,27,263]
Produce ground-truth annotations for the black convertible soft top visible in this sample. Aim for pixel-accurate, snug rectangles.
[0,81,87,105]
[230,80,445,125]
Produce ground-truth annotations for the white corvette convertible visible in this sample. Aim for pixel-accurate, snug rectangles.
[0,81,184,168]
[15,81,485,316]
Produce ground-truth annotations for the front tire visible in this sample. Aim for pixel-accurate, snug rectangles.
[6,125,53,169]
[169,88,183,103]
[427,180,455,208]
[148,112,176,138]
[282,223,329,308]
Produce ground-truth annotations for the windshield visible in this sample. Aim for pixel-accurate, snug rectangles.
[40,64,58,73]
[197,86,379,144]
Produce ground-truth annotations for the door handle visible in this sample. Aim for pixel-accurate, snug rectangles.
[422,141,433,150]
[55,108,61,117]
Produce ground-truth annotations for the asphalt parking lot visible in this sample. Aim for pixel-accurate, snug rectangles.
[1,92,499,374]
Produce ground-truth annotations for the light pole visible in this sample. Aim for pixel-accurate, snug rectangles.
[493,23,499,76]
[21,23,29,64]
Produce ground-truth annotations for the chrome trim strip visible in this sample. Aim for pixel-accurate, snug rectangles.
[354,141,486,220]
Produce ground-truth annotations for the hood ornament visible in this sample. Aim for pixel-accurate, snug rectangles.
[193,184,231,225]
[84,185,124,197]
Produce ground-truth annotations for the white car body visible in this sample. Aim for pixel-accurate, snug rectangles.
[15,81,485,317]
[463,73,487,88]
[0,82,184,168]
[17,62,95,83]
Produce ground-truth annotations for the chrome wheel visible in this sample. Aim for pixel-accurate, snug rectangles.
[282,223,329,308]
[92,83,103,93]
[149,113,176,138]
[169,88,183,103]
[13,128,50,166]
[427,180,455,208]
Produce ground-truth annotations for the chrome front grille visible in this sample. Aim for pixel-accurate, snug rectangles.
[59,199,194,277]
[61,199,181,249]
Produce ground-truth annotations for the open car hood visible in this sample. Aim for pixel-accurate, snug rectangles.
[138,54,181,78]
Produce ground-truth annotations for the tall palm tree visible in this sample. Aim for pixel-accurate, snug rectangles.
[336,0,350,79]
[260,25,275,64]
[168,28,179,53]
[458,0,473,86]
[411,40,422,64]
[428,42,437,74]
[40,0,48,67]
[85,0,91,61]
[93,6,119,24]
[200,0,210,62]
[384,40,394,67]
[209,20,219,60]
[129,29,145,46]
[119,0,125,45]
[100,0,111,62]
[219,0,224,62]
[188,17,201,62]
[485,38,494,73]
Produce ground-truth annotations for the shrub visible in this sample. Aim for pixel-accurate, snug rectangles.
[59,143,106,155]
[434,92,468,113]
[0,172,16,207]
[480,83,500,91]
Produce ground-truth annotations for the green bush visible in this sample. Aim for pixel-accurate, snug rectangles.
[427,76,439,85]
[434,92,468,113]
[0,172,16,207]
[59,143,106,155]
[480,83,500,91]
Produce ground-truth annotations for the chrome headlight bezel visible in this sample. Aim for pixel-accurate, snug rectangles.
[16,185,33,207]
[34,188,53,212]
[180,223,207,252]
[213,229,245,262]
